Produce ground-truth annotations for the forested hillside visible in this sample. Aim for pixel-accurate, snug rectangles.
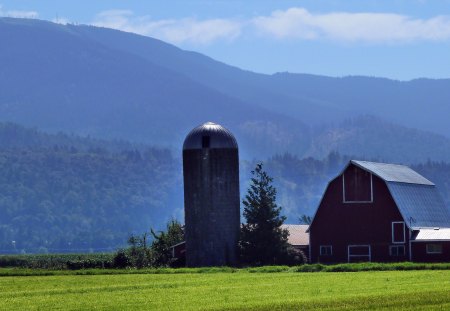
[0,123,181,253]
[1,124,449,254]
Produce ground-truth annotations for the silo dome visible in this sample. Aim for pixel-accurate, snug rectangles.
[183,122,238,150]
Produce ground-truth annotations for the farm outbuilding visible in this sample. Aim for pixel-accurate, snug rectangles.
[281,224,309,258]
[308,160,450,263]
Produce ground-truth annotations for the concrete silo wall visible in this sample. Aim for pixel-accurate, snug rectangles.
[183,148,240,267]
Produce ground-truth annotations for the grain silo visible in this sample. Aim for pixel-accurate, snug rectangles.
[183,122,240,267]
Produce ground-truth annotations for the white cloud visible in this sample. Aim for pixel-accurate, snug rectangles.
[252,8,450,43]
[92,10,242,45]
[91,8,450,45]
[0,5,38,18]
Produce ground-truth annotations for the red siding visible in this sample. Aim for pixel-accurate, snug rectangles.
[310,164,409,263]
[411,242,450,262]
[343,165,372,202]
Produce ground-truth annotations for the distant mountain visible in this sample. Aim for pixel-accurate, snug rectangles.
[1,17,449,162]
[0,17,312,159]
[76,23,450,136]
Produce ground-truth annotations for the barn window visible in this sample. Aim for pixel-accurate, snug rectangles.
[348,245,371,262]
[343,165,373,203]
[320,245,332,256]
[426,244,443,254]
[389,245,405,256]
[202,136,210,148]
[392,222,405,244]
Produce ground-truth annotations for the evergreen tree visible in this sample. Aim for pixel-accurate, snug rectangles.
[239,162,290,266]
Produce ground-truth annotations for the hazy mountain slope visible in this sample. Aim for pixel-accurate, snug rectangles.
[1,18,449,162]
[307,116,450,163]
[74,24,349,124]
[269,73,450,137]
[74,24,450,136]
[0,18,312,158]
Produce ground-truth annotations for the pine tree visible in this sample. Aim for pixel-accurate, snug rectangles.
[239,162,290,266]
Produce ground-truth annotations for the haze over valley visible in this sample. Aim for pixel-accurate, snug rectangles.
[1,16,449,253]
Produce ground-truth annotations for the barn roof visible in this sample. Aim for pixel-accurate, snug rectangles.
[387,182,450,229]
[281,224,309,246]
[412,228,450,241]
[351,160,434,185]
[351,160,450,229]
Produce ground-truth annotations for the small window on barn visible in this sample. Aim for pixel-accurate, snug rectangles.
[426,244,443,254]
[392,222,405,244]
[389,245,405,256]
[343,165,373,203]
[320,245,332,256]
[202,136,210,148]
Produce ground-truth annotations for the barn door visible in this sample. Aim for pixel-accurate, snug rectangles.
[348,245,371,262]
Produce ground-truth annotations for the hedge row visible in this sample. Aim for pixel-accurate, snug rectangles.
[0,254,114,270]
[0,256,449,276]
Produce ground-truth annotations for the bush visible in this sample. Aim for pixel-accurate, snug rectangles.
[112,250,130,268]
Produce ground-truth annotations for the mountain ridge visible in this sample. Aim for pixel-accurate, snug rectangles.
[1,17,449,163]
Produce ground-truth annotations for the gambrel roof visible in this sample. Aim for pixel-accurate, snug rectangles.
[351,160,433,185]
[351,160,450,229]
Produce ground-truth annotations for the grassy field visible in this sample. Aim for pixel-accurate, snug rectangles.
[1,270,449,310]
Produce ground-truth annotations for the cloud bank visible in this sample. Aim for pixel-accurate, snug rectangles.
[92,7,450,45]
[3,5,450,45]
[93,10,241,45]
[252,8,450,43]
[0,5,38,18]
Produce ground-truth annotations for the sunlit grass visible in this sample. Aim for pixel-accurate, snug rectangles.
[0,270,449,310]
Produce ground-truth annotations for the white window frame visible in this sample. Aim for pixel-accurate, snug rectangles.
[426,243,443,254]
[320,245,332,256]
[342,173,373,203]
[389,245,405,256]
[348,245,371,262]
[391,221,406,244]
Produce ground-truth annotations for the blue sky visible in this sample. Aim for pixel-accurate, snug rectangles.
[1,0,450,80]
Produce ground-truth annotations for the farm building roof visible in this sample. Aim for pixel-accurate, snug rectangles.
[351,160,450,229]
[387,183,450,229]
[412,228,450,241]
[351,160,434,185]
[281,224,309,246]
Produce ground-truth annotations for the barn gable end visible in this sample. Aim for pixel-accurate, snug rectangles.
[309,160,450,263]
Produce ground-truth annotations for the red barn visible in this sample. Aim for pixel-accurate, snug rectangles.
[309,160,450,263]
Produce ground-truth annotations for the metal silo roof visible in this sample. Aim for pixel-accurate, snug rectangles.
[183,122,238,150]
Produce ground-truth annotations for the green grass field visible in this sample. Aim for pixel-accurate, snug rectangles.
[1,270,449,310]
